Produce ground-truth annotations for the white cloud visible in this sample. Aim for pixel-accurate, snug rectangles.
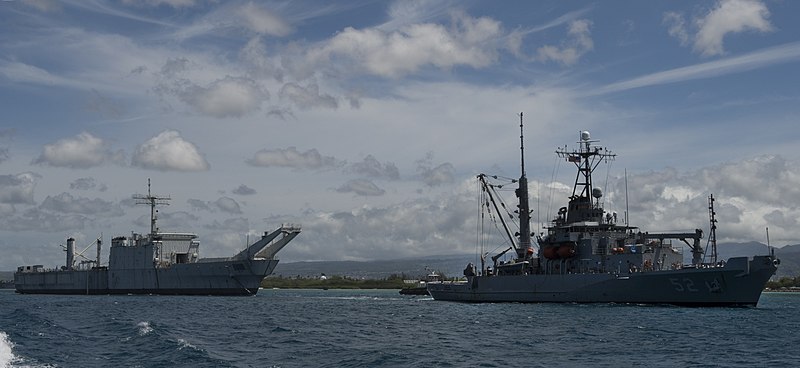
[40,192,121,216]
[279,189,476,261]
[214,197,242,214]
[348,155,400,180]
[175,76,267,118]
[694,0,772,56]
[663,11,690,46]
[70,177,107,192]
[132,130,210,172]
[0,173,39,205]
[187,198,211,211]
[33,132,123,169]
[419,163,455,187]
[0,209,86,232]
[600,155,800,245]
[336,179,386,197]
[595,41,800,95]
[247,147,340,169]
[302,11,504,78]
[279,82,338,110]
[536,19,593,66]
[237,2,292,36]
[239,37,283,80]
[135,211,198,231]
[204,217,250,232]
[188,197,243,214]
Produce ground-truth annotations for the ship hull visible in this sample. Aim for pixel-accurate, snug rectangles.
[427,256,777,306]
[14,259,278,296]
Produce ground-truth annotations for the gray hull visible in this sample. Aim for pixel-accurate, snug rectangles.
[14,184,301,297]
[14,259,278,296]
[428,256,777,306]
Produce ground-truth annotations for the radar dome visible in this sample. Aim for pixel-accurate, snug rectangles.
[592,188,603,198]
[581,131,591,141]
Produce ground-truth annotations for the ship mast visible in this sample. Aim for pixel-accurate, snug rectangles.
[133,179,171,236]
[706,194,718,264]
[516,112,532,259]
[556,132,615,223]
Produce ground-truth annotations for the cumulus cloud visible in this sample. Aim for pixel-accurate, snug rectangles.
[236,2,292,36]
[33,132,124,169]
[663,11,690,46]
[70,177,107,192]
[187,198,211,211]
[301,10,504,78]
[348,155,400,180]
[232,184,257,195]
[40,192,121,216]
[247,147,341,169]
[177,76,267,118]
[416,154,455,187]
[204,217,250,232]
[336,179,386,196]
[240,36,284,80]
[536,19,594,66]
[135,211,198,231]
[277,189,476,261]
[0,209,86,232]
[597,155,800,245]
[664,0,773,56]
[694,0,772,56]
[279,82,338,110]
[154,58,268,118]
[132,130,209,172]
[214,197,242,214]
[0,173,39,204]
[187,197,243,214]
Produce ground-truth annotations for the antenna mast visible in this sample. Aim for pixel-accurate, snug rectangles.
[516,112,532,259]
[133,179,171,236]
[707,194,718,264]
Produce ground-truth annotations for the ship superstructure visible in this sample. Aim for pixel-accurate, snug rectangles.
[428,114,778,306]
[15,181,300,295]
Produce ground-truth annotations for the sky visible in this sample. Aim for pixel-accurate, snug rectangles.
[1,0,800,271]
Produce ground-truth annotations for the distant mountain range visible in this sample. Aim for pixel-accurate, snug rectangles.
[3,242,798,281]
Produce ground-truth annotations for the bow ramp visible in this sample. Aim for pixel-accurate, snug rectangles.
[233,224,302,261]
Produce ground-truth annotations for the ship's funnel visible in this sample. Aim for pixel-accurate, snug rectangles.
[66,237,75,270]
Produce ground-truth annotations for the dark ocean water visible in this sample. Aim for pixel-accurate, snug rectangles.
[1,289,799,368]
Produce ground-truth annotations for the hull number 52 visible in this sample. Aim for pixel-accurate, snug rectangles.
[669,278,698,292]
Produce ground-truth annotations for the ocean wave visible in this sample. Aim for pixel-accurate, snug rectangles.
[136,321,153,336]
[1,331,15,368]
[176,338,198,351]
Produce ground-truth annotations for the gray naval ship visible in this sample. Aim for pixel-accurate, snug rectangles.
[427,114,779,306]
[15,182,300,295]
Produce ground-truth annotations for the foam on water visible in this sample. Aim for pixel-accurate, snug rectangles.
[136,321,152,336]
[0,331,15,368]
